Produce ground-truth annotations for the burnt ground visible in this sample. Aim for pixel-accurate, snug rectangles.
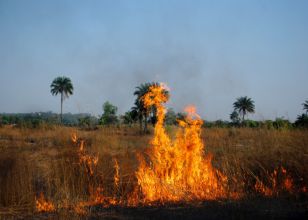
[18,196,308,220]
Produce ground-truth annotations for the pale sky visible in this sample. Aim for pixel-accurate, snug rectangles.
[0,0,307,121]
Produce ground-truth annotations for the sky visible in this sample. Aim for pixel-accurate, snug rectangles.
[0,0,307,121]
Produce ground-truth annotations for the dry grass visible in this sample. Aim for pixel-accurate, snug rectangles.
[0,126,307,219]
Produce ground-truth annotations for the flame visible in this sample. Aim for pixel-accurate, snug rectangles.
[72,134,121,212]
[72,134,98,175]
[33,85,306,214]
[114,159,120,188]
[35,192,55,212]
[136,84,227,203]
[254,166,294,196]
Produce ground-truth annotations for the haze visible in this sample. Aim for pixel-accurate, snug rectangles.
[0,0,307,121]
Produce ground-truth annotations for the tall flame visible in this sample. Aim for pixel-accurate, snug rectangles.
[136,84,227,202]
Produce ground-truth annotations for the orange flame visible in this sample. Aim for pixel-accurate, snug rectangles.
[33,86,305,213]
[114,159,120,188]
[136,84,227,203]
[254,166,294,196]
[72,133,98,176]
[35,192,55,212]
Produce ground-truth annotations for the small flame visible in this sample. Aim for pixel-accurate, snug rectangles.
[71,133,77,143]
[35,192,55,212]
[114,159,120,188]
[72,133,98,176]
[254,166,294,196]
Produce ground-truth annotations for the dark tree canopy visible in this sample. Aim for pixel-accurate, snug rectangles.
[303,100,308,114]
[233,96,255,122]
[230,110,240,124]
[50,76,74,98]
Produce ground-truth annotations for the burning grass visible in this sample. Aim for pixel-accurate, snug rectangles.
[0,126,307,219]
[136,85,228,202]
[0,86,307,218]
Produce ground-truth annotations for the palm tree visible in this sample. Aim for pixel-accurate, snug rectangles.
[303,100,308,114]
[233,96,255,122]
[295,113,308,127]
[50,76,74,123]
[133,82,155,133]
[133,82,168,133]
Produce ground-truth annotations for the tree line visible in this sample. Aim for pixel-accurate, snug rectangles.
[1,76,307,130]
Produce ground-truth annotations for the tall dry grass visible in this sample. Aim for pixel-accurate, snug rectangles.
[0,126,307,218]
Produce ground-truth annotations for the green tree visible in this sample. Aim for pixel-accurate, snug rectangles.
[233,96,255,122]
[303,100,308,114]
[273,117,292,130]
[50,76,74,123]
[133,82,153,133]
[295,114,308,128]
[230,110,240,125]
[176,112,186,121]
[165,108,177,125]
[121,110,138,125]
[100,101,118,125]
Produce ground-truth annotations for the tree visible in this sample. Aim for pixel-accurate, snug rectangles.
[133,82,153,133]
[233,96,255,122]
[303,100,308,114]
[50,76,74,123]
[100,101,118,125]
[121,110,138,125]
[165,108,177,125]
[133,82,169,134]
[230,110,240,125]
[295,114,308,128]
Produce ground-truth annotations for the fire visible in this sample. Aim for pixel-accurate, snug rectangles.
[72,134,98,175]
[35,192,55,212]
[33,84,306,214]
[114,159,120,188]
[136,84,227,203]
[254,166,294,196]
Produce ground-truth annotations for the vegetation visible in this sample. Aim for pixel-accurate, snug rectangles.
[233,96,255,123]
[132,82,169,133]
[295,114,308,128]
[230,110,240,125]
[303,100,308,114]
[165,108,177,125]
[99,101,119,125]
[0,81,308,219]
[0,126,307,218]
[50,76,74,123]
[121,110,138,125]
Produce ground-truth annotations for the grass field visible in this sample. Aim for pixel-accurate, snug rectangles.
[0,125,307,219]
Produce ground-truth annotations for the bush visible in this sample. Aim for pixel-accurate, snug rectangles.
[294,114,308,128]
[273,118,292,130]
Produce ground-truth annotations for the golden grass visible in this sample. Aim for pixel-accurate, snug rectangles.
[0,126,307,217]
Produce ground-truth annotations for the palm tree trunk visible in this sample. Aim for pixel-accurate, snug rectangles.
[60,92,63,123]
[242,110,246,127]
[139,116,142,134]
[144,112,148,134]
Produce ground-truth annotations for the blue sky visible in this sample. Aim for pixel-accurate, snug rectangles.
[0,0,307,121]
